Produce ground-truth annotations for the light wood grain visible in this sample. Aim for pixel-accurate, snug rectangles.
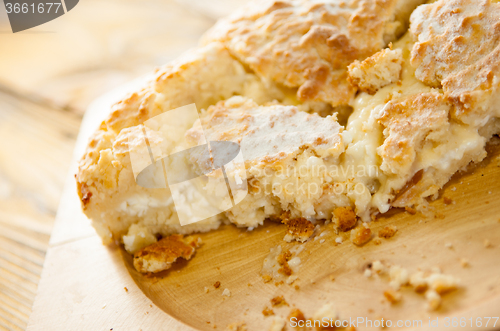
[0,86,81,331]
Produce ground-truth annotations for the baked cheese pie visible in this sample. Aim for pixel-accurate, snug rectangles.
[76,0,500,273]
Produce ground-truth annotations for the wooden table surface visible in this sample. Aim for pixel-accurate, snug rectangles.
[0,1,217,329]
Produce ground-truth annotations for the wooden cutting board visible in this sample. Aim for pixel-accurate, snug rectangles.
[27,83,500,331]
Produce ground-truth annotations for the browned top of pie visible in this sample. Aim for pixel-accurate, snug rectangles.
[204,0,423,106]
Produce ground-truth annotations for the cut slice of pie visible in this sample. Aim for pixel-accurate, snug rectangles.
[76,0,500,270]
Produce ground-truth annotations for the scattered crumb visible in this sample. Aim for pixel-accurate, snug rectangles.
[372,261,386,274]
[364,269,372,278]
[373,238,382,245]
[410,272,428,293]
[271,296,289,307]
[444,243,453,249]
[277,250,293,276]
[484,239,492,248]
[329,274,336,281]
[133,235,201,273]
[282,217,315,242]
[226,322,247,331]
[269,316,286,331]
[124,287,128,293]
[335,237,343,244]
[294,285,300,290]
[427,273,459,295]
[425,290,441,311]
[460,258,469,268]
[262,307,274,317]
[262,275,273,283]
[204,287,209,294]
[222,288,231,297]
[319,239,325,244]
[333,206,357,231]
[389,265,409,290]
[384,289,402,304]
[351,224,372,246]
[372,261,459,310]
[443,197,453,205]
[262,245,302,286]
[378,226,398,239]
[214,281,221,289]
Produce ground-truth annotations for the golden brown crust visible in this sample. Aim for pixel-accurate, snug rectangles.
[384,289,402,304]
[133,234,201,273]
[347,48,403,94]
[203,0,417,106]
[262,307,275,316]
[410,0,500,124]
[75,43,278,244]
[282,217,315,242]
[277,249,293,276]
[333,206,357,231]
[378,225,398,239]
[351,225,372,246]
[270,295,289,307]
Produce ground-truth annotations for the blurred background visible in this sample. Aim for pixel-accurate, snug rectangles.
[0,0,247,329]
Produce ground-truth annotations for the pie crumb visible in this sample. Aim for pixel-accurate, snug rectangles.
[226,322,246,331]
[333,206,357,232]
[351,224,372,246]
[443,196,453,205]
[384,289,402,304]
[282,217,315,242]
[378,226,398,239]
[425,290,441,311]
[269,317,286,331]
[271,296,288,307]
[262,307,274,317]
[262,275,273,283]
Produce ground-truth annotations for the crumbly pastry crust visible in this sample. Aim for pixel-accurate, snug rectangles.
[76,0,500,263]
[76,43,278,245]
[203,0,425,107]
[410,0,500,126]
[348,47,404,94]
[133,234,201,273]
